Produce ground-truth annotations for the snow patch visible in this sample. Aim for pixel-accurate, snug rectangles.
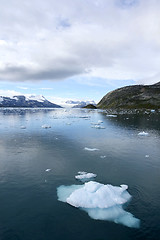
[26,95,46,102]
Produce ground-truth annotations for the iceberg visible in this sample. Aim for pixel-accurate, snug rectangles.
[41,124,51,129]
[106,115,117,117]
[91,125,105,129]
[45,169,51,172]
[138,131,149,136]
[84,147,99,151]
[20,126,26,129]
[57,181,140,228]
[75,172,97,181]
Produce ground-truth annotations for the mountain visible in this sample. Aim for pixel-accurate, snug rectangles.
[69,100,96,108]
[97,82,160,109]
[83,104,97,109]
[0,95,62,108]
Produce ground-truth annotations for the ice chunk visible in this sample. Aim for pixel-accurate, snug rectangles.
[20,126,26,129]
[45,169,51,172]
[67,181,130,208]
[138,131,149,136]
[98,120,103,123]
[91,125,105,129]
[78,171,87,175]
[66,122,71,125]
[84,147,99,151]
[145,155,149,158]
[57,181,140,228]
[106,115,117,117]
[41,124,51,129]
[75,172,97,180]
[100,155,106,159]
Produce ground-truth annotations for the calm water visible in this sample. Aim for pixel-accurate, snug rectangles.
[0,108,160,240]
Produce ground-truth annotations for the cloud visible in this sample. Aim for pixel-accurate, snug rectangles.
[0,0,160,84]
[39,88,53,90]
[0,89,23,97]
[17,86,29,90]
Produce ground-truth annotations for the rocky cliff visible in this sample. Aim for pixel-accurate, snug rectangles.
[97,82,160,109]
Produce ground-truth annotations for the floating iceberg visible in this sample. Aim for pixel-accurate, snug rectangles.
[91,125,105,129]
[20,126,26,129]
[57,181,140,228]
[84,147,99,151]
[98,120,103,123]
[41,124,51,129]
[75,172,97,181]
[106,115,117,117]
[138,131,149,136]
[100,155,106,159]
[45,169,51,172]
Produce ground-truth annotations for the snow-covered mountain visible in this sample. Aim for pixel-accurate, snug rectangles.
[70,100,96,108]
[0,95,62,108]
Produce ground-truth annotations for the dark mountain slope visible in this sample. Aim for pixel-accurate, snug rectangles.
[97,82,160,109]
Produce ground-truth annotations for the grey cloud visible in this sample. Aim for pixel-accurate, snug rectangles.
[0,0,160,84]
[0,65,84,82]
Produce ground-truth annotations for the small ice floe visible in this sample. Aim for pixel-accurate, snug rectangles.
[138,131,149,136]
[20,126,26,129]
[75,172,97,181]
[91,122,100,125]
[84,147,99,151]
[98,120,103,123]
[100,155,106,159]
[41,124,51,129]
[92,125,105,129]
[45,169,51,172]
[106,114,117,117]
[66,122,71,125]
[150,109,155,113]
[145,155,149,158]
[57,181,140,228]
[79,116,90,119]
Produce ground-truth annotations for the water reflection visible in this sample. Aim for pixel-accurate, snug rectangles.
[0,108,160,240]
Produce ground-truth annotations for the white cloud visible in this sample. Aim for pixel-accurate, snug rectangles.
[0,89,23,97]
[0,0,160,84]
[39,88,53,90]
[17,86,29,90]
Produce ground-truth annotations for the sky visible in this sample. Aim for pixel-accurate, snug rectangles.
[0,0,160,104]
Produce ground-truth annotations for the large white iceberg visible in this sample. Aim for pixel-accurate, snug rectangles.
[57,181,140,228]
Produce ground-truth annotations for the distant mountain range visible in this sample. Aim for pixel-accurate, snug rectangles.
[65,100,96,108]
[0,95,62,108]
[97,82,160,109]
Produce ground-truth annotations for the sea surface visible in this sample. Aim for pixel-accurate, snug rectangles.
[0,108,160,240]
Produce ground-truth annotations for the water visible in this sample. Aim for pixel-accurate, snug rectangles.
[0,108,160,240]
